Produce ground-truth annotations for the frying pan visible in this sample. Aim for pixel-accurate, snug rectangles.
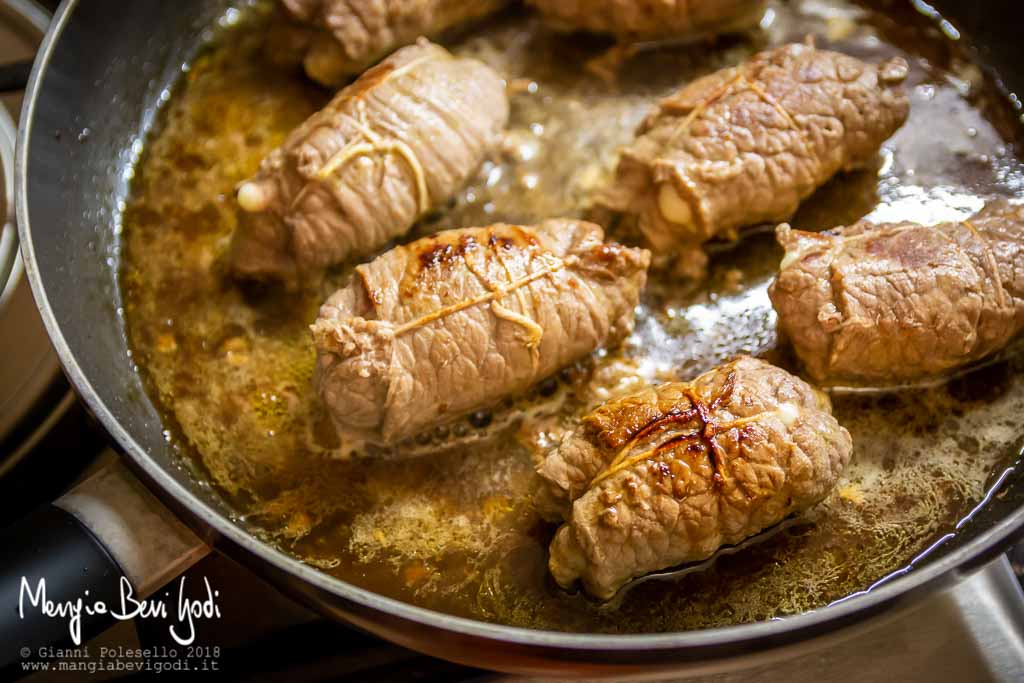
[4,0,1024,677]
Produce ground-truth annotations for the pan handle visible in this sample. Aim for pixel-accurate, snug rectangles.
[0,458,209,673]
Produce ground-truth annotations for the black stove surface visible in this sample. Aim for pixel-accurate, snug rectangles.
[0,389,103,524]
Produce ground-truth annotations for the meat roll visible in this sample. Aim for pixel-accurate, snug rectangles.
[600,43,909,275]
[527,0,767,42]
[273,0,507,87]
[312,220,651,447]
[542,357,852,599]
[769,202,1024,384]
[231,40,509,284]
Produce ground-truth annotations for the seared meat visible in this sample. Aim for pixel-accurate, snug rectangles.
[527,0,766,41]
[274,0,507,87]
[536,355,837,520]
[769,202,1024,384]
[312,220,651,447]
[231,40,509,284]
[600,43,909,276]
[543,357,852,599]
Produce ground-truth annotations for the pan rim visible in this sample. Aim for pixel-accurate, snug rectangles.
[15,0,1024,658]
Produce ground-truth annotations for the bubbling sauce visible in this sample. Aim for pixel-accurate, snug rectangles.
[121,0,1024,632]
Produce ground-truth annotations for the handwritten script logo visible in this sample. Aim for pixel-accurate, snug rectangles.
[19,576,221,645]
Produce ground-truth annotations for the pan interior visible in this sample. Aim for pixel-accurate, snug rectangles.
[119,0,1024,633]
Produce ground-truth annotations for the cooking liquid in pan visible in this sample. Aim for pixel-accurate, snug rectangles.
[121,0,1024,632]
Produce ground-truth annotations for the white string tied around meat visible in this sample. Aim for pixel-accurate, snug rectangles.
[290,54,441,215]
[303,99,431,215]
[392,251,576,347]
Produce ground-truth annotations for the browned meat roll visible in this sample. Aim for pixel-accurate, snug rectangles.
[273,0,507,87]
[527,0,767,41]
[769,202,1024,385]
[312,220,651,447]
[600,43,909,276]
[542,357,852,599]
[230,40,509,285]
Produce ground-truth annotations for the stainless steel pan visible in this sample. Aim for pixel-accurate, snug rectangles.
[5,0,1024,676]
